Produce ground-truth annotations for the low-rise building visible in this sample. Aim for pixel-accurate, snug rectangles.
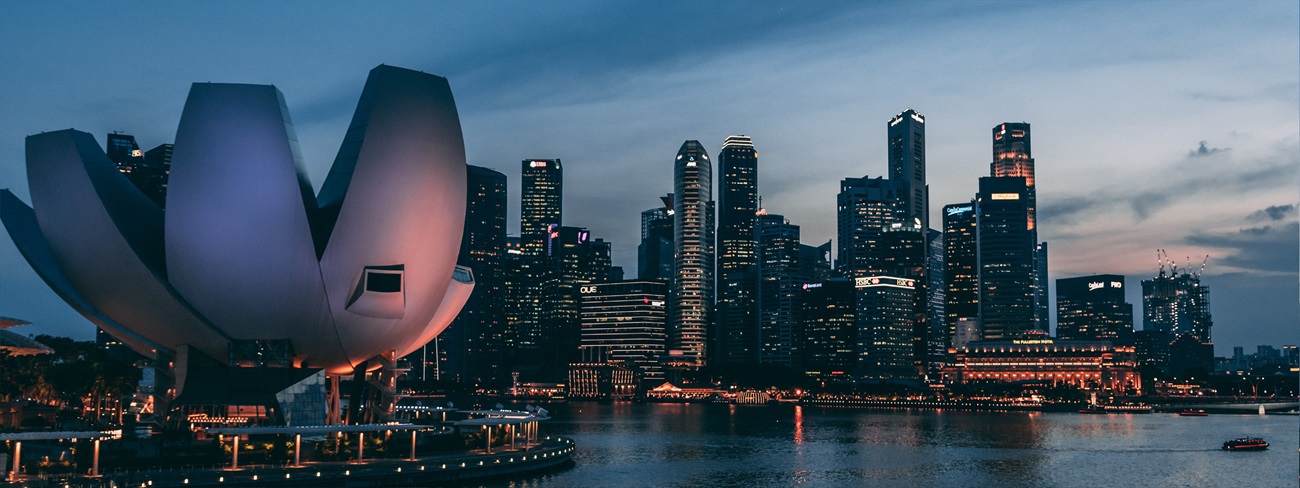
[942,339,1140,394]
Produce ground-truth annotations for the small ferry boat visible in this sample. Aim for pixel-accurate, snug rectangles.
[1222,437,1268,451]
[1178,409,1208,416]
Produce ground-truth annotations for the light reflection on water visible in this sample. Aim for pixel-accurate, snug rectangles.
[481,402,1297,487]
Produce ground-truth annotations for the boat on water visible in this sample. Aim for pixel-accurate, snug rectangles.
[1222,437,1268,451]
[1178,409,1208,416]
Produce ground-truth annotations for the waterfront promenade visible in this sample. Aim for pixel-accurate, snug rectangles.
[3,436,575,487]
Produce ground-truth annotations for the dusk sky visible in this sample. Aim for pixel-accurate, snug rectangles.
[0,2,1295,354]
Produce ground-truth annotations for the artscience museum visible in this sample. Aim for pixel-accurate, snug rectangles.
[1,65,474,425]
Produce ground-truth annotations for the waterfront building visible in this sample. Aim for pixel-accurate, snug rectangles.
[1035,243,1050,333]
[873,223,928,376]
[566,362,639,400]
[4,66,476,425]
[976,176,1035,340]
[715,135,760,366]
[888,109,928,232]
[1056,274,1133,346]
[431,165,508,385]
[1141,257,1213,378]
[758,213,801,367]
[836,176,902,277]
[670,141,714,366]
[638,196,674,281]
[578,280,669,381]
[799,278,856,379]
[521,159,562,257]
[943,202,978,350]
[942,338,1141,394]
[855,275,919,378]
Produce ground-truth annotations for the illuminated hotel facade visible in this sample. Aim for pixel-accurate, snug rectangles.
[579,280,668,381]
[942,339,1141,394]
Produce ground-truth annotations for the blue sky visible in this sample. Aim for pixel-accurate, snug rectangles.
[0,1,1295,353]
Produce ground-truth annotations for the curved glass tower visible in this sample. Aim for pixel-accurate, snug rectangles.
[671,140,714,365]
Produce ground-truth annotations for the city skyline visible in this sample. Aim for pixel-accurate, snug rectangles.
[0,2,1295,353]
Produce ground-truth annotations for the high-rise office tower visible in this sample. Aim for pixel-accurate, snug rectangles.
[874,223,928,376]
[143,143,173,206]
[990,123,1049,335]
[991,123,1034,230]
[433,165,507,385]
[943,202,978,351]
[716,135,760,366]
[976,177,1035,340]
[799,278,856,379]
[514,158,563,380]
[1056,274,1133,346]
[544,225,612,379]
[107,133,170,206]
[1035,243,1050,333]
[579,280,669,381]
[836,176,902,277]
[638,195,674,281]
[855,275,919,378]
[888,109,928,232]
[799,241,833,284]
[671,141,714,365]
[1141,256,1213,377]
[926,228,946,370]
[521,159,562,257]
[757,213,800,367]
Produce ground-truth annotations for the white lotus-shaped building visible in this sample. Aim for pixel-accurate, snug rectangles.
[1,65,474,375]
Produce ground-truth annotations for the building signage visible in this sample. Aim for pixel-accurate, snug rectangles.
[579,286,597,294]
[990,193,1020,200]
[1089,281,1123,291]
[1013,339,1055,345]
[529,160,547,168]
[802,283,822,290]
[946,205,973,216]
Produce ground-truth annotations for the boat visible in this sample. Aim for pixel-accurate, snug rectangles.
[1077,405,1108,414]
[1178,409,1208,416]
[1222,437,1268,451]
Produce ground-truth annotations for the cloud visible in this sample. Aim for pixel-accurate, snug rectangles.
[1183,221,1299,274]
[1246,204,1297,222]
[1189,140,1229,157]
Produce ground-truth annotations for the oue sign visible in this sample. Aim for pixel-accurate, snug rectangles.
[579,286,598,294]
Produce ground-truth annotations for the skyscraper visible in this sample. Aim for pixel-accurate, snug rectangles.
[990,123,1049,334]
[433,165,507,385]
[716,135,760,366]
[671,141,714,366]
[799,278,856,379]
[515,158,563,380]
[1141,257,1213,378]
[1056,274,1133,346]
[888,109,927,232]
[855,275,919,378]
[943,202,978,351]
[976,177,1035,340]
[638,195,674,281]
[521,159,562,257]
[836,176,902,277]
[926,228,946,371]
[758,213,800,367]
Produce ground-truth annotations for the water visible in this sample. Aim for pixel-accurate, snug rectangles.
[484,402,1297,487]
